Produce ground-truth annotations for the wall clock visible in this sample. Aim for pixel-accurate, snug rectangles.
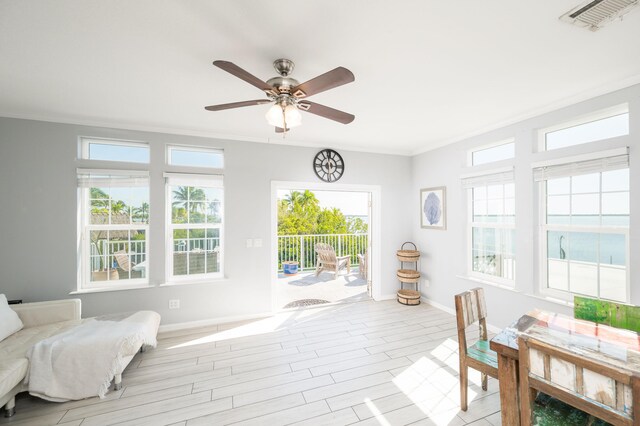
[313,149,344,182]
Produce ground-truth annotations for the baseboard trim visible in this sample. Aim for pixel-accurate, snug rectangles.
[375,294,398,301]
[158,311,272,333]
[421,296,502,334]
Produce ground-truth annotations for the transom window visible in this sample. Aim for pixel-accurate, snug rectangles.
[463,168,516,284]
[469,139,515,166]
[535,151,629,302]
[165,173,224,281]
[80,137,150,163]
[78,169,149,289]
[167,145,224,168]
[540,105,629,151]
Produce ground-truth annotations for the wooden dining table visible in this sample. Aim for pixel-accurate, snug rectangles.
[490,309,640,426]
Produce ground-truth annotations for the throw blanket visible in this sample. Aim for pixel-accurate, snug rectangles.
[25,312,158,402]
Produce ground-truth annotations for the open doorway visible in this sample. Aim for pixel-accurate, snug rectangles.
[273,185,372,310]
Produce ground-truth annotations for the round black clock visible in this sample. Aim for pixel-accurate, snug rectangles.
[313,149,344,182]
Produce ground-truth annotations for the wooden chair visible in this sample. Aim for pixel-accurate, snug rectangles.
[454,287,498,411]
[314,243,350,279]
[518,334,640,426]
[357,249,368,280]
[114,250,136,277]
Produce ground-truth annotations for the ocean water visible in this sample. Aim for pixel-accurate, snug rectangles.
[473,215,628,266]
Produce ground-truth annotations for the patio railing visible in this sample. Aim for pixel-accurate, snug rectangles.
[278,233,368,272]
[90,237,220,271]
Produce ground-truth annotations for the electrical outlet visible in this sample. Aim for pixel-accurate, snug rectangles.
[168,299,180,309]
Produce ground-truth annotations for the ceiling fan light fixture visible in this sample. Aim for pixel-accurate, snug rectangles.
[265,103,302,128]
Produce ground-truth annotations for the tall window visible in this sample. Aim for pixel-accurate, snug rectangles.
[463,168,516,284]
[165,174,224,281]
[78,169,149,288]
[535,150,629,302]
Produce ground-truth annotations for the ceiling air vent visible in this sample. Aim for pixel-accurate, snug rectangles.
[560,0,639,31]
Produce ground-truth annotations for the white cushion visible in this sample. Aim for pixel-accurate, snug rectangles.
[0,294,23,342]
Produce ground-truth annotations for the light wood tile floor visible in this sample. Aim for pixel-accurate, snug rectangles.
[1,300,501,425]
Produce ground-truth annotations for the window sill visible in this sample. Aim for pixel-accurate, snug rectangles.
[70,284,153,294]
[524,292,574,308]
[160,277,229,287]
[456,274,518,292]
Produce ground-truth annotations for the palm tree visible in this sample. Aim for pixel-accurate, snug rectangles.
[173,186,206,213]
[111,200,128,214]
[90,187,109,211]
[133,202,149,222]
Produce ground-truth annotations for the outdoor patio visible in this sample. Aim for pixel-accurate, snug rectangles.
[276,270,369,309]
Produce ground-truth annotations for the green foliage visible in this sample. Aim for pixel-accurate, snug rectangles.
[278,190,365,236]
[277,190,368,270]
[347,216,368,234]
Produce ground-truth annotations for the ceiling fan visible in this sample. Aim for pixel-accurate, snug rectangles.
[204,59,355,134]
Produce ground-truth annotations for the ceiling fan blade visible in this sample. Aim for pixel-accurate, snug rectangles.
[297,101,355,124]
[291,67,354,98]
[205,99,271,111]
[213,61,276,95]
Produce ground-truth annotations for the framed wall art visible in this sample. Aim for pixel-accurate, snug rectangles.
[420,186,446,229]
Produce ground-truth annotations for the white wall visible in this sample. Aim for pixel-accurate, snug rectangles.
[412,83,640,328]
[0,117,412,324]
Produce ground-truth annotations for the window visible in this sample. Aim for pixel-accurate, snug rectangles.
[165,173,224,281]
[462,168,515,284]
[80,138,150,163]
[167,145,224,168]
[541,105,629,151]
[535,150,629,302]
[78,169,149,289]
[469,139,515,166]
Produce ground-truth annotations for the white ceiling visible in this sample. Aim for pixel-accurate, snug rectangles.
[1,1,639,155]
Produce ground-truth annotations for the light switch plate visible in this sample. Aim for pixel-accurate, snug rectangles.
[246,239,253,248]
[254,238,263,248]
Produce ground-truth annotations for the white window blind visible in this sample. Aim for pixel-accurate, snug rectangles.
[77,169,149,187]
[533,153,628,182]
[461,167,514,189]
[163,172,223,188]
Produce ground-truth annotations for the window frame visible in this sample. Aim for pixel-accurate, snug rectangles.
[537,104,629,152]
[537,170,631,303]
[164,173,225,284]
[78,169,150,290]
[79,137,150,164]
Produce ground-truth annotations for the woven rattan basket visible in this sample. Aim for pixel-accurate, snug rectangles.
[397,289,420,305]
[396,249,420,262]
[397,269,420,283]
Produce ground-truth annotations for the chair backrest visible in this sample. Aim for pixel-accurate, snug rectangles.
[114,250,132,272]
[454,287,488,353]
[315,243,338,264]
[574,296,640,333]
[518,335,639,426]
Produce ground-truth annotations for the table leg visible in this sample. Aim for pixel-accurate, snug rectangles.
[497,353,520,426]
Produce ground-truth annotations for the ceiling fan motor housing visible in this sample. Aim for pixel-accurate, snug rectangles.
[266,76,300,94]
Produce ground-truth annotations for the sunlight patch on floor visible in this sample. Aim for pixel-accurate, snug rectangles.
[168,312,296,349]
[391,356,475,425]
[364,397,392,426]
